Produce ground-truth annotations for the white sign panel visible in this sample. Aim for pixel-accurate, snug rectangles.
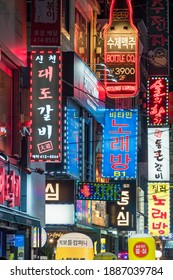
[45,204,74,225]
[148,127,170,181]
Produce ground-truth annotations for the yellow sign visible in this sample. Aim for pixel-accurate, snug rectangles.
[128,234,156,260]
[148,183,170,236]
[56,232,94,260]
[94,238,106,254]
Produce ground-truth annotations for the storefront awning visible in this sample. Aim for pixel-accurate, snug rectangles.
[0,205,41,228]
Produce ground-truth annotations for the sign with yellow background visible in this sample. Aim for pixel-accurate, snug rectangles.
[56,232,94,260]
[148,183,170,236]
[128,234,156,260]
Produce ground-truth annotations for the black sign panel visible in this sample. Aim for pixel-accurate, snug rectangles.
[147,0,169,75]
[107,179,136,231]
[30,50,62,162]
[46,180,74,203]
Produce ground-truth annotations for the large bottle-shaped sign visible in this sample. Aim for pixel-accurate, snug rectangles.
[103,0,139,98]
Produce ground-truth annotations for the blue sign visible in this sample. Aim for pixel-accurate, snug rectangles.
[15,235,24,247]
[102,109,138,178]
[67,101,81,178]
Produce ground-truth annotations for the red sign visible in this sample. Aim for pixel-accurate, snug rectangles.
[31,0,61,46]
[133,242,148,258]
[103,0,139,98]
[0,166,5,204]
[147,76,169,126]
[0,167,21,208]
[169,92,173,124]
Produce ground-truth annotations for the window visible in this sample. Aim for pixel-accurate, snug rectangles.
[62,0,70,33]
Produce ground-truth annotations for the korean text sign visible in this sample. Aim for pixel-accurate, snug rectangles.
[103,0,139,98]
[108,179,136,231]
[102,109,138,178]
[148,183,170,236]
[147,77,169,126]
[31,0,61,46]
[148,127,170,181]
[30,50,62,162]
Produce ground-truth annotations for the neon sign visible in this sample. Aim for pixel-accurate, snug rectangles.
[76,182,121,201]
[148,127,170,181]
[108,180,136,231]
[147,76,169,126]
[102,109,138,179]
[148,183,170,236]
[0,166,20,207]
[30,50,62,162]
[103,0,139,98]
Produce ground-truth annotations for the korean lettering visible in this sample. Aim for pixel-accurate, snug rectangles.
[152,128,164,179]
[109,119,131,172]
[150,183,169,235]
[149,78,166,125]
[117,185,130,227]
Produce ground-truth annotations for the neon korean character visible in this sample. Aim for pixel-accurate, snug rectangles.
[39,88,53,99]
[38,66,53,82]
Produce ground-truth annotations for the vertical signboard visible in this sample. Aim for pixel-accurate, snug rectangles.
[30,50,62,162]
[148,127,170,181]
[102,109,138,179]
[147,76,169,126]
[31,0,61,46]
[0,167,20,207]
[103,0,139,98]
[66,102,81,178]
[147,0,169,76]
[148,183,170,236]
[108,180,136,231]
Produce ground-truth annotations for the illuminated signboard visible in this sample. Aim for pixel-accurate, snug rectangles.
[45,204,74,225]
[30,50,62,162]
[102,109,138,178]
[148,183,170,236]
[66,101,81,178]
[147,76,169,126]
[0,167,20,207]
[56,233,94,260]
[92,201,108,227]
[148,127,170,181]
[108,179,136,231]
[31,0,61,47]
[76,182,121,201]
[45,180,74,203]
[76,200,92,226]
[103,0,139,98]
[147,0,169,76]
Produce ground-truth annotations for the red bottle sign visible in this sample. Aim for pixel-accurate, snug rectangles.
[103,0,139,98]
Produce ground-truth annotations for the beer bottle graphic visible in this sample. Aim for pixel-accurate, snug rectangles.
[103,0,139,98]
